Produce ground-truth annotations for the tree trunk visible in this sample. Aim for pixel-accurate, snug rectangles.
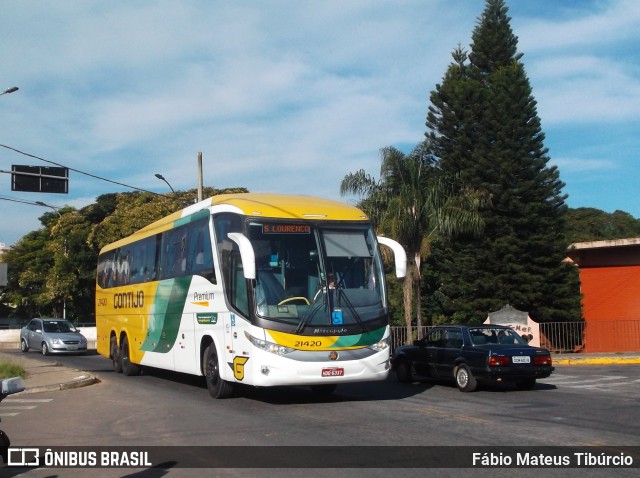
[403,261,414,345]
[414,251,422,335]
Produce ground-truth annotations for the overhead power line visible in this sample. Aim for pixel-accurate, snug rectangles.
[0,195,54,207]
[0,143,161,196]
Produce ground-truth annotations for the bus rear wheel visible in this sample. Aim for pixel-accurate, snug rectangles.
[204,344,233,399]
[111,336,123,373]
[121,336,141,376]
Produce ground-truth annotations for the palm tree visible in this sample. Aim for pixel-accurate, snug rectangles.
[341,141,487,343]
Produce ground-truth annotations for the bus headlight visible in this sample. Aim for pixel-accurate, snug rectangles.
[369,336,390,352]
[245,332,295,356]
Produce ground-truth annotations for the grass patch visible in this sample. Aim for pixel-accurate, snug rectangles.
[0,361,27,380]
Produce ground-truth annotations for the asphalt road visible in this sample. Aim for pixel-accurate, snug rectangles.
[1,351,639,478]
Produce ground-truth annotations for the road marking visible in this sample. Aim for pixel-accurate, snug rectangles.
[0,398,53,418]
[3,398,53,403]
[543,374,640,392]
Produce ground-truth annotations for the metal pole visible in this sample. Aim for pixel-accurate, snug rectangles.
[0,86,18,96]
[197,152,203,202]
[154,173,175,192]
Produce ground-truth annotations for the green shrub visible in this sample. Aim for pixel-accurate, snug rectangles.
[0,362,27,379]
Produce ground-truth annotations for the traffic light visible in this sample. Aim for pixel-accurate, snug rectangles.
[11,165,68,193]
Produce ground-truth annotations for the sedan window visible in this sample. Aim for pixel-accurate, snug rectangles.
[444,330,463,348]
[426,329,447,347]
[469,327,527,346]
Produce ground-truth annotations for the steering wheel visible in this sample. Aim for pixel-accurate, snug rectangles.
[278,296,310,305]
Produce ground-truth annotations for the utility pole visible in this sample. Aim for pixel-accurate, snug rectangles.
[197,152,203,202]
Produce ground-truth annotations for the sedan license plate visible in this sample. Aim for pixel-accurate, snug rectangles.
[512,356,530,364]
[321,368,344,377]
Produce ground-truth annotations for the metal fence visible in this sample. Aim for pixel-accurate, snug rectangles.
[390,320,640,354]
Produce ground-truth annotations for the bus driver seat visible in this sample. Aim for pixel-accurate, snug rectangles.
[254,242,286,305]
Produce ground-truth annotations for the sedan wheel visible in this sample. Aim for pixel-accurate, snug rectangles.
[41,342,49,356]
[395,360,414,383]
[455,364,477,392]
[20,339,29,353]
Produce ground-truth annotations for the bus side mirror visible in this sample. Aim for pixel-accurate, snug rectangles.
[227,233,256,280]
[377,236,407,279]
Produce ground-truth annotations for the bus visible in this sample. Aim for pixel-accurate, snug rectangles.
[96,193,406,398]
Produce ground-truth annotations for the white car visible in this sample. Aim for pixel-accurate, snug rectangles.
[20,318,88,355]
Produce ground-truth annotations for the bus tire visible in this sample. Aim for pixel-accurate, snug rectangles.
[111,336,123,373]
[121,335,141,376]
[204,344,233,399]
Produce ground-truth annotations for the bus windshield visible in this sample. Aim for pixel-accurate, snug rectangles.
[246,221,387,330]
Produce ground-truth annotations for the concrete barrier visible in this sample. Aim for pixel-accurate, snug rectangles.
[0,327,97,350]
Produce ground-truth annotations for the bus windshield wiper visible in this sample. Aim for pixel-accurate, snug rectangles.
[335,286,368,334]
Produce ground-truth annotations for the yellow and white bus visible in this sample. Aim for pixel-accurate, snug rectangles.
[96,193,406,398]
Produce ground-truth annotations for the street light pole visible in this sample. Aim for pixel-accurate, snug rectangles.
[35,201,62,216]
[1,87,19,96]
[155,173,175,193]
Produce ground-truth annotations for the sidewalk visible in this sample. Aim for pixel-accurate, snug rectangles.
[553,352,640,366]
[1,349,640,395]
[0,351,99,394]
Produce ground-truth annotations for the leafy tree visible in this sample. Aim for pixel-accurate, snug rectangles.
[46,210,96,321]
[566,208,640,243]
[2,187,248,321]
[425,0,581,323]
[341,142,486,342]
[2,228,53,320]
[88,187,248,250]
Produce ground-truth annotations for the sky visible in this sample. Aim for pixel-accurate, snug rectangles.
[1,0,639,246]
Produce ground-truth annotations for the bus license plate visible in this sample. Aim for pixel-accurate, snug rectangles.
[512,356,530,364]
[321,368,344,377]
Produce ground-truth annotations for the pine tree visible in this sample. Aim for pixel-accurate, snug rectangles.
[425,0,581,323]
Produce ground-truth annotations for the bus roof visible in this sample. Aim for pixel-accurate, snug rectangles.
[100,193,369,253]
[210,193,368,221]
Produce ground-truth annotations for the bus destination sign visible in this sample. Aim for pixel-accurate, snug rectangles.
[262,224,311,234]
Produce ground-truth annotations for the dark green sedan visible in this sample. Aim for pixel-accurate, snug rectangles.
[392,325,554,392]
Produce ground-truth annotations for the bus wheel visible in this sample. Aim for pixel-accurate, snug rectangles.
[111,336,123,373]
[204,344,233,399]
[121,336,141,376]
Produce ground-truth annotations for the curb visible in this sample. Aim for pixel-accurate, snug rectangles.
[19,373,100,394]
[554,357,640,366]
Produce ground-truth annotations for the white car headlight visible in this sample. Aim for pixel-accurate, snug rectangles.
[245,332,295,356]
